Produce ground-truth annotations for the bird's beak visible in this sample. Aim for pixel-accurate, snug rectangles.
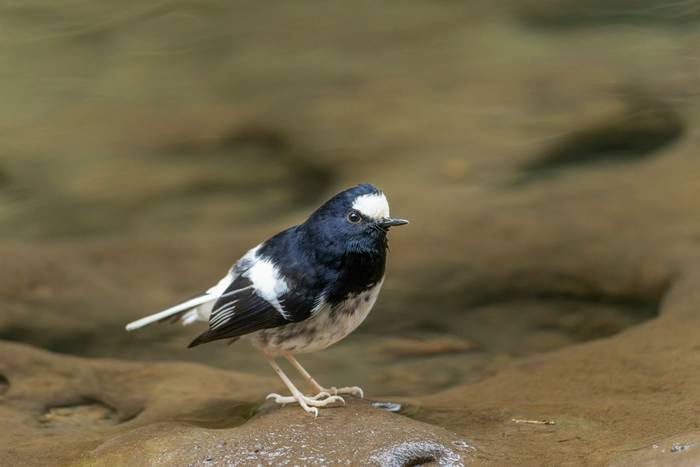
[377,217,410,229]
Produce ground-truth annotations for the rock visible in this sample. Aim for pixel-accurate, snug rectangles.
[87,403,471,466]
[410,274,700,465]
[0,340,474,466]
[380,336,477,358]
[604,432,700,466]
[38,402,119,430]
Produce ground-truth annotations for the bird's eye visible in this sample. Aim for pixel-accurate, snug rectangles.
[346,210,362,224]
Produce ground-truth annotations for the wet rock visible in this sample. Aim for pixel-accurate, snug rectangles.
[605,432,700,466]
[411,276,700,465]
[381,335,477,358]
[0,340,264,466]
[38,401,118,430]
[369,440,463,467]
[87,402,472,466]
[0,340,473,466]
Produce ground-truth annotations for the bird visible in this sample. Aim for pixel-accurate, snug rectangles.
[125,183,408,416]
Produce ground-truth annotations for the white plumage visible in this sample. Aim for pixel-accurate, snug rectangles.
[124,245,266,332]
[124,292,218,331]
[352,192,390,220]
[243,257,290,318]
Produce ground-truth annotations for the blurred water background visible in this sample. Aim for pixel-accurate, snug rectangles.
[1,0,699,397]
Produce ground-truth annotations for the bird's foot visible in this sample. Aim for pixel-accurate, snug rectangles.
[309,391,335,400]
[322,385,364,398]
[266,392,345,416]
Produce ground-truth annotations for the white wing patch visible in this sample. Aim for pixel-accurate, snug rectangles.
[352,193,389,220]
[206,244,291,330]
[243,256,290,318]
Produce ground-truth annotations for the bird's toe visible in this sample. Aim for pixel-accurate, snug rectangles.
[266,391,344,415]
[305,394,345,407]
[311,391,333,400]
[265,393,296,405]
[329,386,364,398]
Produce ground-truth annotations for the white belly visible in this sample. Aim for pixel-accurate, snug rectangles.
[249,278,384,355]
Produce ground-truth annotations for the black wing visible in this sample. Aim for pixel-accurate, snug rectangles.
[188,275,295,347]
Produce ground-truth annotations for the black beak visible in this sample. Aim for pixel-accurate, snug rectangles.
[377,217,410,229]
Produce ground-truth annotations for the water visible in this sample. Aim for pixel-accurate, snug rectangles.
[1,2,699,464]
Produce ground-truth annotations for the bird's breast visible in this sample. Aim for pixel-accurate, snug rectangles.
[248,277,385,355]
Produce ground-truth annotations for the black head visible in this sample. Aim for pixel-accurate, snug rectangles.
[301,184,408,256]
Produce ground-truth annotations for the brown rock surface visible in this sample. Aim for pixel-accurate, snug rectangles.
[0,341,473,466]
[1,0,700,465]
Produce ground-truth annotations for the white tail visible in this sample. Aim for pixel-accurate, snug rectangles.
[125,294,216,331]
[125,273,235,332]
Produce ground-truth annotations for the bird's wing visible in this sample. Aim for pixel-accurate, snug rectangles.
[188,271,312,347]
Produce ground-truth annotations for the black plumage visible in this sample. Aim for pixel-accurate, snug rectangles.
[189,183,391,347]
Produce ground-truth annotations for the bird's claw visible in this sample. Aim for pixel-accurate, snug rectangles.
[267,393,345,406]
[265,392,345,415]
[266,393,286,404]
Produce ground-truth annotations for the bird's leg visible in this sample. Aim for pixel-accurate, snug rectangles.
[264,356,344,417]
[283,353,324,394]
[284,353,364,399]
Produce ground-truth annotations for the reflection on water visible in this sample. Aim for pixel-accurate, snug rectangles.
[0,0,697,400]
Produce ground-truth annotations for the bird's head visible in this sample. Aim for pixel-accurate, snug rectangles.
[302,184,409,255]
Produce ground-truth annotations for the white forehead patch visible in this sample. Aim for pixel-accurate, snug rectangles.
[352,193,389,220]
